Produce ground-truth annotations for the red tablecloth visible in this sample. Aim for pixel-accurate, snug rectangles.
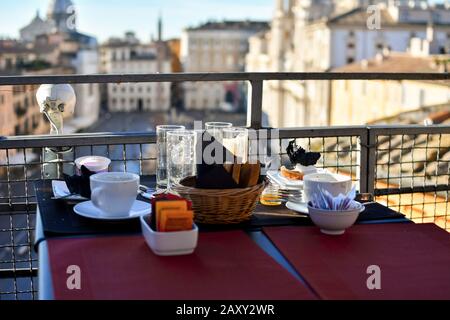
[47,231,316,300]
[264,223,450,300]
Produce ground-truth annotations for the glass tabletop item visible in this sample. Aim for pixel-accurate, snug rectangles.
[205,122,232,144]
[167,130,197,188]
[260,184,282,206]
[156,125,185,189]
[222,127,249,164]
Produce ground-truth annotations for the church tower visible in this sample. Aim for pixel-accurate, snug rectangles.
[47,0,76,33]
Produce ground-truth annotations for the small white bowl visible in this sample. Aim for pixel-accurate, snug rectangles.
[75,156,111,175]
[140,215,198,256]
[308,203,364,235]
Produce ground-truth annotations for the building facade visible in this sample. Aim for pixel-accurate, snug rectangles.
[331,52,450,125]
[100,32,172,112]
[0,84,15,137]
[246,0,450,127]
[181,21,269,111]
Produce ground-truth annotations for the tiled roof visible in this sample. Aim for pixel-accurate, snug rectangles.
[333,53,449,80]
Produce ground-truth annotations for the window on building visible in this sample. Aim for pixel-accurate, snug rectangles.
[5,58,13,69]
[361,81,367,96]
[24,119,29,134]
[347,57,355,64]
[419,89,426,107]
[401,83,406,106]
[121,98,126,106]
[347,43,355,49]
[130,87,134,93]
[15,125,20,136]
[112,98,117,107]
[32,115,39,130]
[147,86,152,93]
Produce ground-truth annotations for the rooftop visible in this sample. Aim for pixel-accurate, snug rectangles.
[186,20,269,32]
[334,52,450,80]
[327,6,450,27]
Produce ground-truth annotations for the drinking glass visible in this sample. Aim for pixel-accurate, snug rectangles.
[167,130,197,187]
[205,122,232,144]
[157,125,185,188]
[222,127,249,164]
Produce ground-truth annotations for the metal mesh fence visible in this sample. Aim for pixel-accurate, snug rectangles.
[373,131,450,232]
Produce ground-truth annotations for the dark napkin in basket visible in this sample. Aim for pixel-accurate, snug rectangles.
[196,131,240,189]
[64,165,96,198]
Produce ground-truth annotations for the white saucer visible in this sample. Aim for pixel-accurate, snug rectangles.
[286,201,309,215]
[74,200,151,221]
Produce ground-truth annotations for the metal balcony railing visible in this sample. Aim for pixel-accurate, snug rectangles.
[0,72,449,300]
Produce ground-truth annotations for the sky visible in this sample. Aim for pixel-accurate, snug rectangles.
[0,0,445,42]
[0,0,274,42]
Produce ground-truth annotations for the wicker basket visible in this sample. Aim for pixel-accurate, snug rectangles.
[173,176,266,225]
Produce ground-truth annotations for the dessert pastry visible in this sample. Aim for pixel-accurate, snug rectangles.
[280,166,304,181]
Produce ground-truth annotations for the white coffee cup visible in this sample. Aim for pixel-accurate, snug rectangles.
[90,172,140,217]
[303,173,352,204]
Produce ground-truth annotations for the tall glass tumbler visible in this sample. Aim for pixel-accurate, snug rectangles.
[222,127,249,164]
[157,125,185,188]
[167,130,197,187]
[205,122,232,144]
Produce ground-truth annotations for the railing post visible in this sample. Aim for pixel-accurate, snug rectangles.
[359,127,377,194]
[366,127,378,195]
[359,129,369,193]
[247,79,263,130]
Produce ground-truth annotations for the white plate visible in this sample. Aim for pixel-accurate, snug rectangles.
[74,200,151,221]
[267,171,304,190]
[286,201,309,215]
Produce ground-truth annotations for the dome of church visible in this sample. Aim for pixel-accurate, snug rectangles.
[47,0,74,18]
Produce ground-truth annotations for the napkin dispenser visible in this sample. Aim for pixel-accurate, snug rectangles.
[141,214,198,256]
[195,131,261,189]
